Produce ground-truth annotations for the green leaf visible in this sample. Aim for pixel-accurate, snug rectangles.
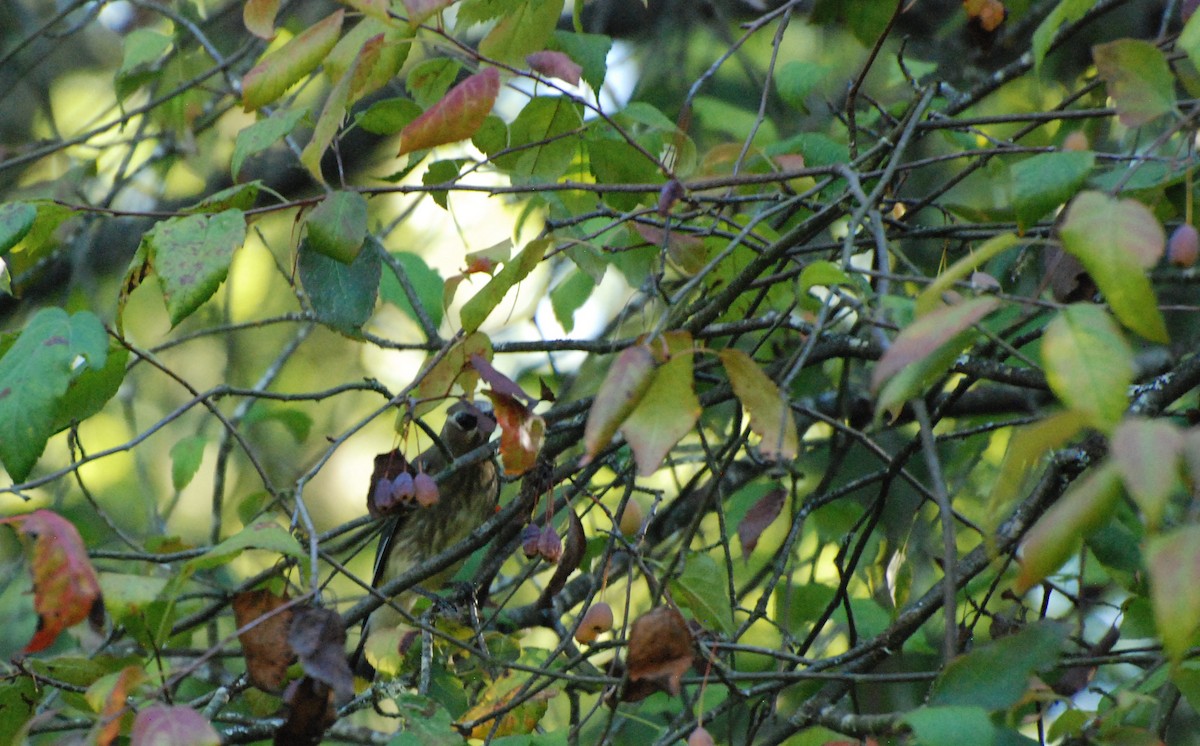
[1011,151,1094,232]
[306,191,368,263]
[478,0,564,65]
[326,18,411,103]
[930,622,1067,709]
[984,410,1086,537]
[380,251,445,330]
[242,10,344,110]
[1016,461,1122,593]
[621,331,699,476]
[187,522,307,571]
[0,202,37,255]
[1031,0,1092,71]
[358,97,423,135]
[301,34,379,180]
[549,270,595,333]
[1111,417,1183,530]
[99,572,169,620]
[231,109,306,180]
[184,181,262,213]
[51,342,128,433]
[775,61,829,110]
[720,348,799,461]
[406,57,463,109]
[550,30,611,90]
[0,677,40,746]
[904,706,996,746]
[0,309,107,482]
[1041,304,1133,431]
[873,298,1000,419]
[386,693,465,745]
[1147,525,1200,662]
[147,209,247,326]
[298,236,381,334]
[170,435,207,491]
[244,405,313,444]
[915,233,1019,316]
[459,238,548,333]
[1093,39,1176,127]
[671,553,734,634]
[496,96,583,182]
[423,158,465,209]
[399,68,501,156]
[1181,9,1200,73]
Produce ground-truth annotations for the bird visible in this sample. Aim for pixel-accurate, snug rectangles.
[354,400,499,676]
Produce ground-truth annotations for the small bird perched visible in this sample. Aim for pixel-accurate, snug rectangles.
[356,401,499,674]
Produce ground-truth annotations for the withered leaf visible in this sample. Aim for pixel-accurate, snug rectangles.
[471,353,534,404]
[287,606,354,701]
[232,589,295,692]
[484,390,545,476]
[623,606,695,701]
[275,676,336,746]
[737,488,786,561]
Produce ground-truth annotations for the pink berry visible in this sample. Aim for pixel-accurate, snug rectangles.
[1169,224,1199,268]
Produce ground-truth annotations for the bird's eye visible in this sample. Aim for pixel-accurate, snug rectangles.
[455,412,478,431]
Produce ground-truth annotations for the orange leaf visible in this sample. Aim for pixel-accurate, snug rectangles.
[624,606,695,701]
[1,509,103,653]
[484,391,545,475]
[398,68,500,156]
[232,589,295,692]
[92,665,146,746]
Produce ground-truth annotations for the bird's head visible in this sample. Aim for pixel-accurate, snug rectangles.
[443,400,496,456]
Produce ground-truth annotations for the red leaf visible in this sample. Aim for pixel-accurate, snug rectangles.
[526,50,582,85]
[0,509,103,653]
[398,68,501,156]
[484,391,545,475]
[738,488,786,560]
[242,10,344,110]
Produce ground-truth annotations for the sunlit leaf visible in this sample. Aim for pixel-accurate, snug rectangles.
[621,331,699,475]
[1111,417,1182,530]
[459,237,548,333]
[146,209,246,326]
[1147,525,1200,662]
[582,345,657,464]
[188,522,307,572]
[484,391,544,475]
[301,34,381,180]
[1016,461,1122,593]
[1093,39,1175,127]
[495,96,583,181]
[0,510,103,653]
[478,0,564,65]
[1041,304,1133,432]
[242,10,344,110]
[720,348,798,461]
[1059,191,1166,341]
[398,68,501,156]
[412,333,493,416]
[984,410,1086,537]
